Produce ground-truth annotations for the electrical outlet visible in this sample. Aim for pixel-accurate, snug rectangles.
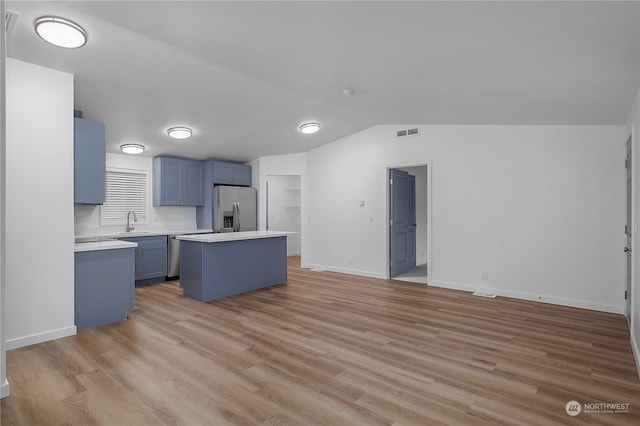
[481,272,489,281]
[348,258,352,265]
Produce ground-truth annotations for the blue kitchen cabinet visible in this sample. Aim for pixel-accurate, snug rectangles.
[74,117,105,204]
[183,160,205,205]
[155,157,182,205]
[120,235,168,285]
[74,247,135,330]
[153,156,204,206]
[212,161,252,186]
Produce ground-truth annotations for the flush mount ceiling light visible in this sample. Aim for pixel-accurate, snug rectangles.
[298,122,320,135]
[167,127,192,139]
[34,16,87,49]
[120,144,145,155]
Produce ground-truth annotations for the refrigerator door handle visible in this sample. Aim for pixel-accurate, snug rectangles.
[213,187,221,232]
[232,202,237,232]
[236,202,241,231]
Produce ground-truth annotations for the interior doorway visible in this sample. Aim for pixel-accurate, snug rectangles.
[266,175,301,256]
[388,165,428,284]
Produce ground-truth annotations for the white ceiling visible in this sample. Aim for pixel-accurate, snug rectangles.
[6,1,640,162]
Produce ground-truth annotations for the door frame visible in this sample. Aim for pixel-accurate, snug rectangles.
[389,169,416,278]
[265,174,303,257]
[386,162,432,281]
[626,133,633,322]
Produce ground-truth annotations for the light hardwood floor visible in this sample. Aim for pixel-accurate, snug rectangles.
[2,256,639,425]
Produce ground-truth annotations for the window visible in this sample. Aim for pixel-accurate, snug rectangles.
[100,168,148,226]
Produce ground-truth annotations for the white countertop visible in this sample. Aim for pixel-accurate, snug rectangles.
[75,228,213,243]
[75,240,138,253]
[176,231,294,243]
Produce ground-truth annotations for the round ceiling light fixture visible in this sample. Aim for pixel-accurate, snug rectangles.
[34,16,87,49]
[298,122,320,135]
[120,144,145,155]
[167,127,193,139]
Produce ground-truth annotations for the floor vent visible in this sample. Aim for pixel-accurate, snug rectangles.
[396,127,420,138]
[472,291,496,298]
[5,9,20,35]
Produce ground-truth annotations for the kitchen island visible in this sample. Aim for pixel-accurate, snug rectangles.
[176,231,290,302]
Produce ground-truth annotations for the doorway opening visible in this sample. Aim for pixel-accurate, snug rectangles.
[266,175,301,256]
[388,165,429,284]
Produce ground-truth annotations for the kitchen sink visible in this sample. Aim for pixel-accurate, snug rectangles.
[75,236,117,243]
[76,231,153,243]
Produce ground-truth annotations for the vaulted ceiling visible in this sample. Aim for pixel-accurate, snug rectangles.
[7,1,640,162]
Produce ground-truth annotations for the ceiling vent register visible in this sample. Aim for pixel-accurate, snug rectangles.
[396,127,420,138]
[5,9,19,35]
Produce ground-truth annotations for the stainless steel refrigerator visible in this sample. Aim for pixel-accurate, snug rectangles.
[213,186,257,232]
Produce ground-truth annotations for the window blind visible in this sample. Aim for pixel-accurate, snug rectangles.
[100,169,148,225]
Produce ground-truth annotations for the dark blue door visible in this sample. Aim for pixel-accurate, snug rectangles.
[390,169,416,277]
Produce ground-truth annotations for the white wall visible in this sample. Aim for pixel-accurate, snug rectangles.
[266,175,301,255]
[305,125,627,314]
[74,153,197,235]
[626,85,640,375]
[0,0,8,397]
[5,59,75,349]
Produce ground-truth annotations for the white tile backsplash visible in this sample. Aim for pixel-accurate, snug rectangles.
[74,203,197,236]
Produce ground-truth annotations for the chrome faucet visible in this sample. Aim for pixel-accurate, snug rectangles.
[126,210,137,232]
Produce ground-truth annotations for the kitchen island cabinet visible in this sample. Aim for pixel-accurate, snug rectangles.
[74,240,137,330]
[176,231,289,301]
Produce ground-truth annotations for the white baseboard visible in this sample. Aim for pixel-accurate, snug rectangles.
[428,280,623,314]
[287,251,301,257]
[5,325,77,351]
[1,379,9,399]
[301,263,386,279]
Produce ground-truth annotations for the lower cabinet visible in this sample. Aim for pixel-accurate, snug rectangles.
[120,235,168,285]
[75,247,135,330]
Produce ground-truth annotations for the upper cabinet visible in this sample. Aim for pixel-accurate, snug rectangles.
[74,118,105,204]
[182,161,205,205]
[212,161,252,186]
[153,156,204,206]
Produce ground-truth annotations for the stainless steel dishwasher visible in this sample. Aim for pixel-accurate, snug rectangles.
[167,235,181,278]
